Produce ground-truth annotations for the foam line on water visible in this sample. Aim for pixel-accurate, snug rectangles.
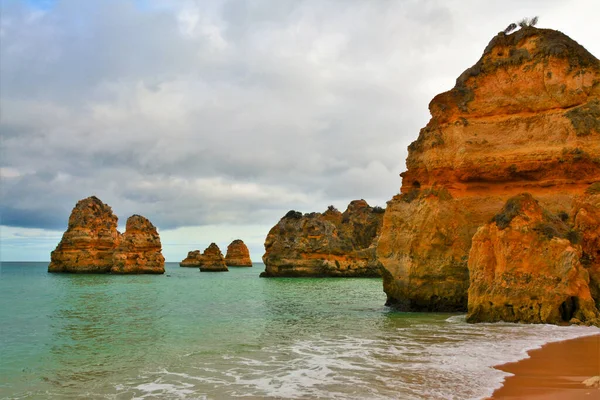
[117,318,599,399]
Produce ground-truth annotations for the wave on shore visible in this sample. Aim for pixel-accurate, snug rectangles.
[126,316,600,400]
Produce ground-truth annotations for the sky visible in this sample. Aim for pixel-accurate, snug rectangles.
[1,0,599,262]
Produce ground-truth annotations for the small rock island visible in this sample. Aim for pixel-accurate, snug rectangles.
[180,250,202,267]
[112,215,165,274]
[48,196,165,274]
[261,200,384,277]
[225,239,253,266]
[180,243,229,272]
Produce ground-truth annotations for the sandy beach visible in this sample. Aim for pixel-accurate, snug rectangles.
[490,333,600,399]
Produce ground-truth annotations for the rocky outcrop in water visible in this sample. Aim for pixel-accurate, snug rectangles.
[180,243,229,271]
[199,243,228,272]
[467,193,599,325]
[180,250,203,267]
[261,200,384,277]
[48,196,120,273]
[377,26,600,318]
[48,196,165,274]
[225,239,252,266]
[111,215,165,274]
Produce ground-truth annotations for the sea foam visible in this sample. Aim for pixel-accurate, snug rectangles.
[129,317,599,399]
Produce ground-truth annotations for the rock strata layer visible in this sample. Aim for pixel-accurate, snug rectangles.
[261,200,384,277]
[225,239,252,266]
[377,26,600,318]
[467,193,599,325]
[48,197,165,274]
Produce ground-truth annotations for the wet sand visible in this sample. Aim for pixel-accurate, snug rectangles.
[490,333,600,399]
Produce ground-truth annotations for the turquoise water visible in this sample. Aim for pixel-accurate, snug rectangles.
[1,262,598,400]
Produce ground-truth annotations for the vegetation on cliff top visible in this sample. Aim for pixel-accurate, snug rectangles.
[449,21,599,114]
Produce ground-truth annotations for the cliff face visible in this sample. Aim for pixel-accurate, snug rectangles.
[378,27,600,312]
[572,188,600,309]
[48,196,120,273]
[467,193,599,325]
[48,197,165,274]
[111,215,165,274]
[225,239,252,266]
[261,200,384,277]
[378,188,473,310]
[401,27,600,195]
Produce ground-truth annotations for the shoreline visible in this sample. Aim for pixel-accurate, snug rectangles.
[489,333,600,399]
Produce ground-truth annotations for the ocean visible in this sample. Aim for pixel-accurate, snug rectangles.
[0,262,598,400]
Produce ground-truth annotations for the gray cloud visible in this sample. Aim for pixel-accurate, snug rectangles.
[1,0,599,244]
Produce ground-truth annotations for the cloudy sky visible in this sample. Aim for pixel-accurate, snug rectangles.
[1,0,599,262]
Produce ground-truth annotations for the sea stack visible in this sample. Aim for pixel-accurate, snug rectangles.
[48,196,165,274]
[180,250,203,267]
[261,200,384,277]
[199,243,228,272]
[111,215,165,274]
[48,196,120,273]
[377,25,600,323]
[225,239,253,266]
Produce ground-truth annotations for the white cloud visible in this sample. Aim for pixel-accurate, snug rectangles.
[1,0,599,260]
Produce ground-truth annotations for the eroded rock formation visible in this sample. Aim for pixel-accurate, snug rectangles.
[49,196,120,273]
[111,215,165,274]
[401,27,600,192]
[180,243,229,271]
[199,243,228,272]
[48,196,165,274]
[572,186,600,309]
[378,188,474,310]
[377,26,600,316]
[225,239,252,266]
[261,200,384,277]
[180,250,203,267]
[467,193,599,325]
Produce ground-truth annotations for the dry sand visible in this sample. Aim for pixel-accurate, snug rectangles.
[489,333,600,399]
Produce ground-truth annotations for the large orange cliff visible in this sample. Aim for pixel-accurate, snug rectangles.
[377,26,600,318]
[401,27,600,198]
